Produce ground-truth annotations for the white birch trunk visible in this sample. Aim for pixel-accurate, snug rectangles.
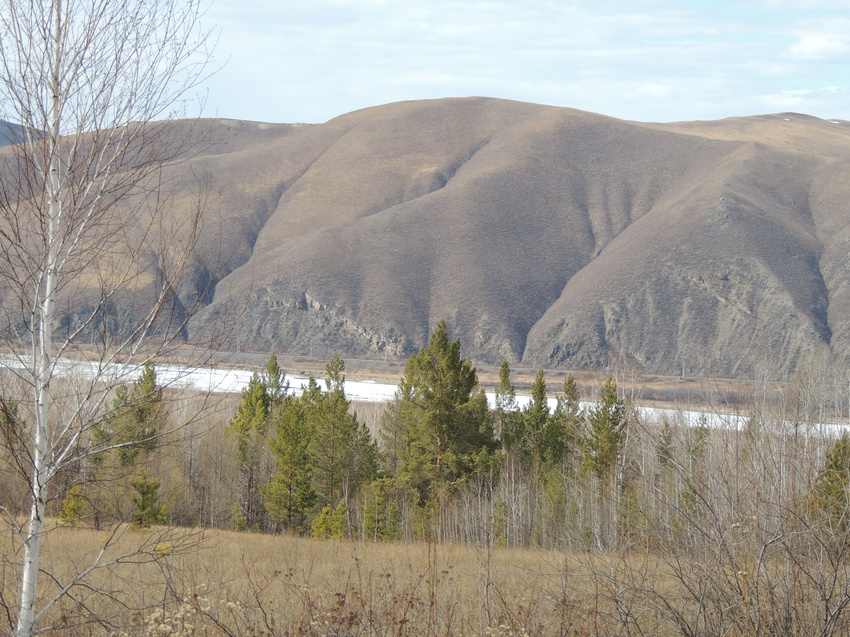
[16,1,63,631]
[0,0,213,633]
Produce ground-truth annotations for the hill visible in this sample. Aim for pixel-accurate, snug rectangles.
[8,98,850,378]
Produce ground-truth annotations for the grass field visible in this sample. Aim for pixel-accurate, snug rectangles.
[3,522,591,636]
[6,518,850,636]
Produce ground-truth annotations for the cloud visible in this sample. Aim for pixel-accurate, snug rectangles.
[758,87,848,114]
[201,0,850,124]
[783,36,850,61]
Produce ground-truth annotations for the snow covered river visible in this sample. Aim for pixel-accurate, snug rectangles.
[1,354,845,435]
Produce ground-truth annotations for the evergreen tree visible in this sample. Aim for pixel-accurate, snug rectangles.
[58,485,88,527]
[379,396,406,475]
[547,374,582,468]
[362,477,403,541]
[94,360,162,466]
[227,370,272,529]
[262,353,288,425]
[494,358,522,446]
[264,400,317,532]
[397,320,499,505]
[85,362,164,528]
[522,368,550,469]
[578,375,629,549]
[580,375,628,487]
[307,354,378,508]
[130,472,167,528]
[811,433,850,535]
[265,355,377,532]
[533,464,569,547]
[311,501,348,539]
[263,353,286,403]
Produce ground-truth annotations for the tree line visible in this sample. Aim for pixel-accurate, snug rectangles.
[2,324,850,569]
[7,320,850,633]
[10,318,847,559]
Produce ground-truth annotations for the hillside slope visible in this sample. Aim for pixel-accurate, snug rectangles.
[8,99,850,378]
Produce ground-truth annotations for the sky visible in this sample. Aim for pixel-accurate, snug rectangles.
[199,0,850,125]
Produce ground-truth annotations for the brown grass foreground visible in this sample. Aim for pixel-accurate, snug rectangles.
[2,522,589,636]
[5,520,850,636]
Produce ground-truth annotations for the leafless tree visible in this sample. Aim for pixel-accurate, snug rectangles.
[0,0,215,634]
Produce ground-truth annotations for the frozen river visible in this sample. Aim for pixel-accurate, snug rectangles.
[1,354,845,435]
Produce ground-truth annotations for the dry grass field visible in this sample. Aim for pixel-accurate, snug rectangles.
[2,522,589,636]
[5,517,850,636]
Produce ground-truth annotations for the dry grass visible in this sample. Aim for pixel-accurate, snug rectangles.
[4,521,850,636]
[0,523,597,636]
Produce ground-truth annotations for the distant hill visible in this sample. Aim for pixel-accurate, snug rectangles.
[8,99,850,378]
[0,120,28,146]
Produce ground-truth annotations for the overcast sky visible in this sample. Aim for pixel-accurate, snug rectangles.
[200,0,850,125]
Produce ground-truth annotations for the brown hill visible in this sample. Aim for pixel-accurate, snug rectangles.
[17,98,850,378]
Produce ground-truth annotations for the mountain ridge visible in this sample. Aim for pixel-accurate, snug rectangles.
[6,97,850,378]
[185,98,850,378]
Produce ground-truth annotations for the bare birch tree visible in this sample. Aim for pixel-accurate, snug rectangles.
[0,0,214,634]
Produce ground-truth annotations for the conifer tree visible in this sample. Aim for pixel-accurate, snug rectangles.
[311,501,348,539]
[265,355,376,532]
[811,433,850,535]
[522,368,550,469]
[547,374,582,468]
[397,320,499,505]
[578,375,628,548]
[227,369,273,529]
[130,472,167,528]
[362,477,403,541]
[263,353,288,420]
[378,396,406,475]
[264,400,317,532]
[580,376,627,484]
[494,358,522,446]
[307,354,377,508]
[85,362,164,528]
[94,361,163,466]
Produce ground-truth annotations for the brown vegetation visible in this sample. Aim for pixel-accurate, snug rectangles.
[4,509,850,636]
[5,346,850,635]
[7,99,850,378]
[35,97,845,379]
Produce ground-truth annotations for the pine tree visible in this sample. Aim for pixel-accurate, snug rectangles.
[265,355,377,532]
[580,375,628,486]
[362,477,403,541]
[522,368,550,469]
[311,501,348,539]
[494,358,522,446]
[94,361,163,466]
[130,472,167,528]
[307,354,377,508]
[263,353,284,398]
[811,433,850,535]
[547,374,582,468]
[398,320,499,505]
[227,370,272,529]
[58,485,88,527]
[84,362,164,528]
[379,396,406,475]
[578,375,628,548]
[263,353,288,419]
[264,401,317,532]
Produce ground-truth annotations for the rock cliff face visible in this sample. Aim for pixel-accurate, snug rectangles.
[11,99,850,377]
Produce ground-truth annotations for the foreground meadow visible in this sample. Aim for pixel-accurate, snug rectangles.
[4,520,850,636]
[2,523,587,636]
